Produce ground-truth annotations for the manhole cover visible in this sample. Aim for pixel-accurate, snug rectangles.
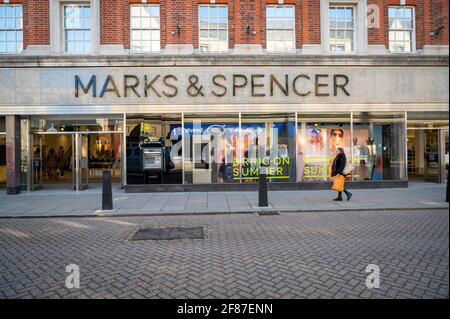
[257,211,280,216]
[131,226,206,241]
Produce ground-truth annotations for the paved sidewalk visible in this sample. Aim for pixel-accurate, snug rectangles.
[0,182,447,218]
[0,209,448,298]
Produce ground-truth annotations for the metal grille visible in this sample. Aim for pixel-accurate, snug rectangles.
[131,226,206,241]
[257,211,280,216]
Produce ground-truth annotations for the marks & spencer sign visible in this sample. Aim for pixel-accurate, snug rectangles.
[75,73,350,99]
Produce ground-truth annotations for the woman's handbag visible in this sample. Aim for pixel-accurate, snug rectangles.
[342,163,355,175]
[332,175,345,192]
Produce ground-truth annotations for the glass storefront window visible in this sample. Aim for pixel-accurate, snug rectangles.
[297,113,351,182]
[352,112,406,181]
[184,113,239,184]
[241,113,296,183]
[126,114,182,185]
[0,133,5,187]
[29,115,123,133]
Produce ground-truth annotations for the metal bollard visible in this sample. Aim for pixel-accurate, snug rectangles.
[258,167,268,207]
[102,170,113,210]
[446,172,449,203]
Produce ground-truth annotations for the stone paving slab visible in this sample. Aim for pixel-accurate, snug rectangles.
[0,182,448,218]
[0,209,448,299]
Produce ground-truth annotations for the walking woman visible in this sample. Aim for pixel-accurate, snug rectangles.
[331,147,352,201]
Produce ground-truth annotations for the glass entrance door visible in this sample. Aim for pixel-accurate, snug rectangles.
[424,129,440,182]
[30,133,43,190]
[73,133,89,191]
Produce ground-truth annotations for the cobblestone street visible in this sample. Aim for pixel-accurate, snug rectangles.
[0,209,448,299]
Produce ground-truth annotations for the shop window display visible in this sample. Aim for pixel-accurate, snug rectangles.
[352,112,406,181]
[297,113,351,181]
[241,113,296,183]
[183,113,239,184]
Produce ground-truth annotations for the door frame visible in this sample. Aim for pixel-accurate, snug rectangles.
[30,131,123,191]
[407,127,448,183]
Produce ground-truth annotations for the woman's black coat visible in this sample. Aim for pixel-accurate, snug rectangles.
[332,153,346,177]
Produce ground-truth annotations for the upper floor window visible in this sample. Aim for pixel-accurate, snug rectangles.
[130,4,160,53]
[266,5,295,53]
[329,5,354,53]
[63,4,91,53]
[0,4,23,54]
[199,5,228,53]
[388,6,414,53]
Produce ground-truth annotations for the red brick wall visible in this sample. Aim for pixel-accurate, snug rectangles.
[100,0,124,45]
[21,0,50,47]
[424,0,448,45]
[302,0,321,44]
[368,0,388,46]
[11,0,449,51]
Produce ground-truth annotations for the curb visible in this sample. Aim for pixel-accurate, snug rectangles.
[0,205,448,219]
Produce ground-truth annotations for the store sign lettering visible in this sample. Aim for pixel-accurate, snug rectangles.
[74,73,350,98]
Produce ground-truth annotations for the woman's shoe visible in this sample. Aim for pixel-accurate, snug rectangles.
[346,193,352,201]
[333,197,343,201]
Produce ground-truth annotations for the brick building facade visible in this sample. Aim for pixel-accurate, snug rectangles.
[0,1,448,194]
[1,0,448,54]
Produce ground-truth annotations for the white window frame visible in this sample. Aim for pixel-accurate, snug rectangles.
[130,4,161,54]
[62,3,92,54]
[388,6,416,53]
[198,4,228,53]
[321,0,368,54]
[0,4,23,54]
[265,5,296,53]
[50,0,99,54]
[328,5,355,53]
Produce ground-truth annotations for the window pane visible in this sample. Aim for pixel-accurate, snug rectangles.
[199,30,208,40]
[218,6,227,18]
[132,30,141,41]
[141,17,150,29]
[16,17,22,29]
[65,30,73,41]
[345,31,353,41]
[151,30,160,41]
[209,29,218,40]
[267,6,275,17]
[6,30,15,41]
[74,30,83,41]
[151,18,160,29]
[6,41,15,52]
[84,41,90,53]
[218,30,227,41]
[5,18,14,29]
[199,6,208,18]
[131,17,140,29]
[151,41,160,52]
[142,6,151,18]
[131,6,141,17]
[142,30,150,41]
[199,5,228,52]
[150,6,159,17]
[83,17,91,29]
[5,6,14,18]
